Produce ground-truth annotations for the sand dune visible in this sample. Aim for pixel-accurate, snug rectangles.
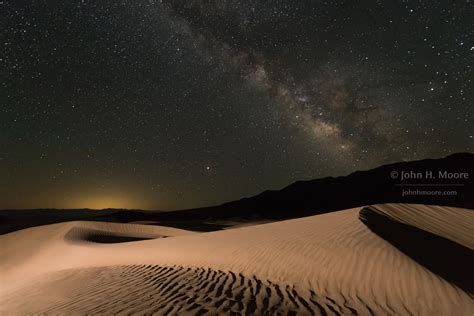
[360,203,474,249]
[360,204,474,295]
[1,204,473,315]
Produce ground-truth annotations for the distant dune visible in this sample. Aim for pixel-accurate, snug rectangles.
[1,204,472,315]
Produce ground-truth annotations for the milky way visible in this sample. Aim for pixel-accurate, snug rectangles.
[1,0,472,209]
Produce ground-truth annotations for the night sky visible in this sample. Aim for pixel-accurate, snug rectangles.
[1,0,473,210]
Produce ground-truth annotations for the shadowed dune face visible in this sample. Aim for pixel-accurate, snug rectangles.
[360,205,474,294]
[64,227,160,244]
[0,265,369,315]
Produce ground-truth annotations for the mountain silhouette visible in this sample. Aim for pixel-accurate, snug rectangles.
[155,152,474,221]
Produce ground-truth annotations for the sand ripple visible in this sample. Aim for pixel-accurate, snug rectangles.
[1,265,375,315]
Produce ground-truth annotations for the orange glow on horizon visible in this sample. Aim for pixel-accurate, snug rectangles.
[62,194,151,210]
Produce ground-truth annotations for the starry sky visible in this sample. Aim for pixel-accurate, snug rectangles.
[1,0,473,210]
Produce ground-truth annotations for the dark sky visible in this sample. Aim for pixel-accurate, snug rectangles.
[1,0,472,210]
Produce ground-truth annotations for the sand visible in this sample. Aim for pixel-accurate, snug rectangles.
[1,204,473,315]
